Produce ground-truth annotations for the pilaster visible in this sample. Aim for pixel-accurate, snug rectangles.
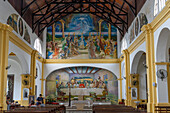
[142,24,157,113]
[30,50,37,95]
[122,49,131,106]
[0,23,13,110]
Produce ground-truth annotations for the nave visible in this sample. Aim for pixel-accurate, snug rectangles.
[0,0,170,113]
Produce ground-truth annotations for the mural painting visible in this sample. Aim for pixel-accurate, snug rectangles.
[135,17,139,37]
[46,67,118,104]
[7,14,18,33]
[24,26,31,44]
[46,14,117,59]
[18,18,24,36]
[130,23,135,44]
[139,13,148,32]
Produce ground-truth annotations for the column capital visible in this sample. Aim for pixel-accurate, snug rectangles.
[122,49,129,55]
[117,78,123,80]
[0,23,13,32]
[40,79,46,81]
[166,0,170,6]
[141,24,152,32]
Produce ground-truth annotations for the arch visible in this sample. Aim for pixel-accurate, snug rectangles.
[45,66,118,103]
[156,28,170,62]
[131,51,146,74]
[8,54,23,101]
[130,51,147,101]
[44,63,120,79]
[155,27,170,103]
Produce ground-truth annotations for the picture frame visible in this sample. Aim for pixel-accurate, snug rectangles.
[131,88,137,100]
[29,95,35,104]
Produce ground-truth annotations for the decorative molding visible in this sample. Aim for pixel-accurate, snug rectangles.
[156,103,170,106]
[155,62,170,65]
[127,32,145,54]
[8,52,16,56]
[9,32,33,55]
[44,59,120,64]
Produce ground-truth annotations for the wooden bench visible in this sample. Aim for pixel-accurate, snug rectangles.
[3,105,66,113]
[155,106,170,113]
[93,105,147,113]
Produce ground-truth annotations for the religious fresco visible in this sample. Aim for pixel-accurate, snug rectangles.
[24,26,31,44]
[7,13,19,33]
[139,13,148,32]
[130,23,135,44]
[18,18,24,36]
[46,14,117,59]
[46,67,118,104]
[135,17,139,37]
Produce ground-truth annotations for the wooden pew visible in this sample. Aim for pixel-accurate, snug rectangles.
[3,105,66,113]
[155,106,170,113]
[93,105,147,113]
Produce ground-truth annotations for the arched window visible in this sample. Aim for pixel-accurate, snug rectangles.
[34,38,42,54]
[154,0,167,16]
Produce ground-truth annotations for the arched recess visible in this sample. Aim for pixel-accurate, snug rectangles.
[45,66,118,104]
[35,62,42,98]
[131,51,147,103]
[8,53,23,101]
[121,62,126,100]
[156,28,170,103]
[44,64,120,79]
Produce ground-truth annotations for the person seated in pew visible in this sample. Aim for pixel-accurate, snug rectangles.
[6,97,11,110]
[36,94,45,107]
[29,100,37,107]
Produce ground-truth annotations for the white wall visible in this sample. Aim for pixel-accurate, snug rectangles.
[119,0,154,56]
[36,60,42,98]
[0,0,43,57]
[121,61,126,99]
[137,54,147,100]
[154,19,170,103]
[8,59,22,101]
[9,41,31,74]
[130,42,146,69]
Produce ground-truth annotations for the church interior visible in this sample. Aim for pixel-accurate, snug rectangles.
[0,0,169,113]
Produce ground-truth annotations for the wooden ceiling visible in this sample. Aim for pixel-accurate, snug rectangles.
[10,0,145,37]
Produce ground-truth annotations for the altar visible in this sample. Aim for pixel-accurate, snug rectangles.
[60,88,104,95]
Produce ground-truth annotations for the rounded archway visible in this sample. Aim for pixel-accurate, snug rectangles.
[45,66,118,104]
[156,28,170,103]
[131,51,147,104]
[8,54,23,101]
